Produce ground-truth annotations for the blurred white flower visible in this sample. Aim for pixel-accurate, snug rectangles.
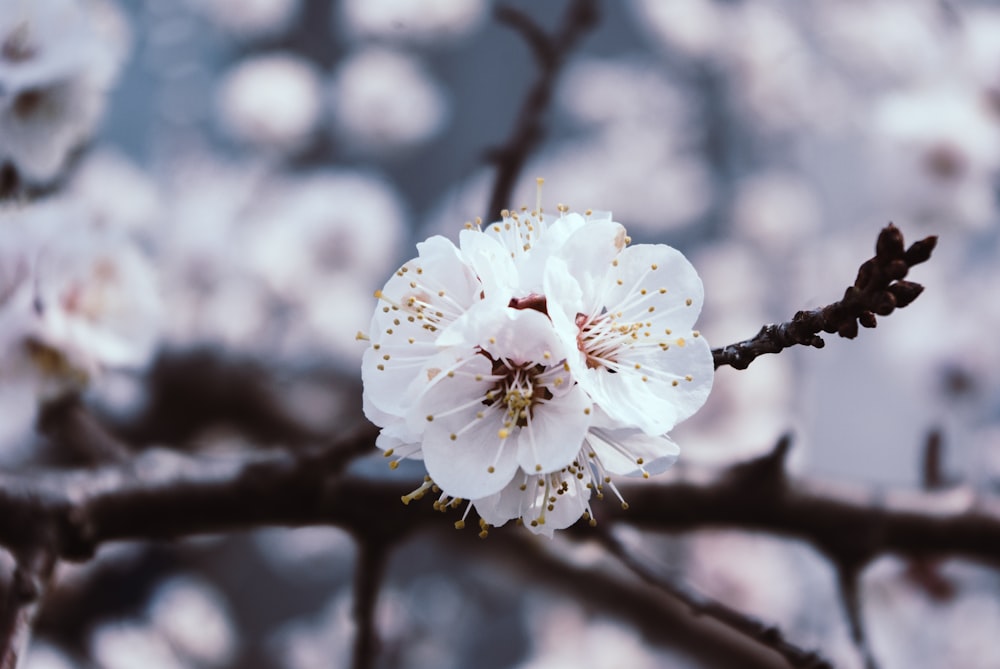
[362,208,713,534]
[526,130,713,234]
[216,53,323,153]
[731,172,822,250]
[330,47,449,153]
[339,0,487,45]
[157,154,270,351]
[871,84,1000,229]
[517,599,673,669]
[245,170,406,295]
[815,0,945,86]
[183,0,301,39]
[24,643,77,669]
[0,0,127,184]
[90,622,186,669]
[0,199,161,398]
[627,0,725,59]
[148,576,237,667]
[68,149,162,234]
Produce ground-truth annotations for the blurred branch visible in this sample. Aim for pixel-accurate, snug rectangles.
[485,0,599,219]
[109,347,360,449]
[479,531,792,669]
[599,529,832,669]
[613,435,1000,569]
[713,224,937,370]
[836,566,879,669]
[350,539,388,669]
[37,396,131,466]
[0,549,55,669]
[0,434,995,570]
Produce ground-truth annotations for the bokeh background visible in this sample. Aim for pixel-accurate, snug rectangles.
[3,0,1000,667]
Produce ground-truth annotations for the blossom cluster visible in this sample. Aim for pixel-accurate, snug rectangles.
[361,204,713,536]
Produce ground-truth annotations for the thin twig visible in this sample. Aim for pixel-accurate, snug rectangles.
[713,225,937,370]
[836,566,879,669]
[477,531,790,668]
[599,530,832,669]
[485,0,599,219]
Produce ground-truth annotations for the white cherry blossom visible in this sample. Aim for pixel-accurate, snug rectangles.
[360,203,714,535]
[546,243,713,436]
[416,307,591,500]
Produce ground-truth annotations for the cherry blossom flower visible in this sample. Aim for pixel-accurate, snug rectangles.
[0,199,161,401]
[546,242,714,437]
[0,0,127,185]
[361,202,713,535]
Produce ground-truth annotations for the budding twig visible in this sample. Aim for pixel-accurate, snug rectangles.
[713,224,937,370]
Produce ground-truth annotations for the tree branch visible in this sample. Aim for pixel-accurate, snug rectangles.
[713,225,937,370]
[485,0,599,219]
[0,434,994,572]
[0,548,55,669]
[350,539,388,669]
[598,529,831,669]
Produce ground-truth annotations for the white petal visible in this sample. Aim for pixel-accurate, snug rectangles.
[478,308,567,367]
[475,464,593,536]
[607,244,705,330]
[586,424,680,477]
[422,407,520,499]
[513,382,591,474]
[580,331,713,434]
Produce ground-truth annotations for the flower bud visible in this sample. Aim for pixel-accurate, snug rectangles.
[875,224,905,261]
[889,281,924,308]
[904,237,938,266]
[872,291,897,316]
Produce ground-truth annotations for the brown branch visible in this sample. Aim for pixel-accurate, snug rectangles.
[599,530,832,669]
[0,433,993,573]
[836,566,879,669]
[0,548,55,669]
[713,224,937,370]
[608,436,1000,569]
[485,0,599,219]
[473,531,792,669]
[350,539,388,669]
[37,396,131,466]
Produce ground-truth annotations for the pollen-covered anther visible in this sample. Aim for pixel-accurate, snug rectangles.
[401,478,435,505]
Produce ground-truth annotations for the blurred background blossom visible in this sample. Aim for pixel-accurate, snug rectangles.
[0,0,999,667]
